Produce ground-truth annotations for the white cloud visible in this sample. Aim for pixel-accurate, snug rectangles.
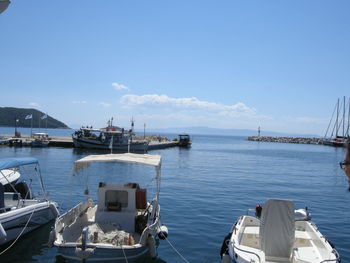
[120,94,257,117]
[72,100,87,104]
[100,102,112,107]
[112,82,129,91]
[29,102,40,107]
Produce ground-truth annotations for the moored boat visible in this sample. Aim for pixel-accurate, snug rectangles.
[72,119,148,152]
[52,153,168,262]
[30,132,50,147]
[220,199,340,263]
[178,133,192,147]
[0,157,60,247]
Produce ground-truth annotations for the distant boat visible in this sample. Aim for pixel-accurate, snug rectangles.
[323,96,349,147]
[72,119,148,153]
[178,133,192,147]
[31,132,49,147]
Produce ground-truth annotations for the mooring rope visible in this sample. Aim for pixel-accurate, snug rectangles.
[121,245,129,263]
[0,207,36,255]
[164,236,190,263]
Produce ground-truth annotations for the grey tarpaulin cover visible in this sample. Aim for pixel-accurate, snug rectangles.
[259,199,295,259]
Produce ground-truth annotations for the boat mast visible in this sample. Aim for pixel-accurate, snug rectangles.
[336,98,339,138]
[343,96,346,138]
[347,97,350,138]
[324,101,337,139]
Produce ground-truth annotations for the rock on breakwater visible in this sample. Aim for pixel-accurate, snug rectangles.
[247,136,326,145]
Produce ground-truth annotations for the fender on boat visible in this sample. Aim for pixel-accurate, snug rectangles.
[147,235,157,259]
[75,226,95,260]
[75,247,95,260]
[220,232,232,259]
[0,222,7,243]
[221,253,232,263]
[47,230,55,247]
[157,225,168,240]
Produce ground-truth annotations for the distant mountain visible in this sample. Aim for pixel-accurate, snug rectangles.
[143,126,320,137]
[0,107,69,129]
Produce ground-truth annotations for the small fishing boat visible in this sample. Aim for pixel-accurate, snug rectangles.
[0,157,60,247]
[220,199,340,263]
[52,153,168,262]
[72,118,148,153]
[31,133,50,147]
[178,134,192,147]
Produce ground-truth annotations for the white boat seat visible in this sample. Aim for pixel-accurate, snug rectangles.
[260,199,295,259]
[293,247,322,262]
[243,226,260,235]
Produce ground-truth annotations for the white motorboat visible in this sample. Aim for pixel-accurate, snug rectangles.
[0,157,60,247]
[31,133,50,147]
[52,153,168,262]
[221,199,340,263]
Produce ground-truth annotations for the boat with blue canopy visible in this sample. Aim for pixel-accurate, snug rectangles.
[0,157,59,249]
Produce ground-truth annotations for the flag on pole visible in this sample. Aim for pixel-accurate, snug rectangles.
[25,114,33,120]
[41,114,48,120]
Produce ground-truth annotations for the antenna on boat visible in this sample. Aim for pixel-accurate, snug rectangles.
[131,116,135,134]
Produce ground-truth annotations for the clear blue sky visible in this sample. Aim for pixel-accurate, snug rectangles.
[1,1,349,135]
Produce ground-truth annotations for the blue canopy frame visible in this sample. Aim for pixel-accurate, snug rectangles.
[0,157,39,170]
[0,157,47,198]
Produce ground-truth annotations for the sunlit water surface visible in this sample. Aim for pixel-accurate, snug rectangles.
[0,129,349,263]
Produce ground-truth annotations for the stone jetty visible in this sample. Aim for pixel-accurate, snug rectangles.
[247,136,326,145]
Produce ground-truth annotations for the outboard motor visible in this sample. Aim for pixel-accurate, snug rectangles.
[255,204,262,218]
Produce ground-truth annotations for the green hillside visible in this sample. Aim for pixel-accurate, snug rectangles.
[0,107,69,128]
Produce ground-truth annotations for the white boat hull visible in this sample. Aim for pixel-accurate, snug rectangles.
[56,243,151,262]
[223,215,340,263]
[73,138,148,152]
[0,201,59,246]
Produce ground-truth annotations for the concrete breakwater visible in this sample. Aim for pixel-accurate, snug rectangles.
[247,136,326,145]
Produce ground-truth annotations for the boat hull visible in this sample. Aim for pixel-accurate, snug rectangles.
[56,244,152,262]
[0,201,59,246]
[73,138,148,152]
[223,215,340,263]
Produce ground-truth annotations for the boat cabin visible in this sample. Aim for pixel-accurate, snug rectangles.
[178,133,191,147]
[96,182,147,234]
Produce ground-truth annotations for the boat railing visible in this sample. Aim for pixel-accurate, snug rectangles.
[230,239,261,263]
[139,199,160,243]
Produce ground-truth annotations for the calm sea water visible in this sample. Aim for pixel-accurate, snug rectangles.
[0,128,349,263]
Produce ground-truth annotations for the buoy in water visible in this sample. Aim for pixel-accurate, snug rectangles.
[0,223,7,243]
[157,225,168,240]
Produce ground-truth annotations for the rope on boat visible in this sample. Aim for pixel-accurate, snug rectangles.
[121,245,129,263]
[0,207,36,255]
[164,236,190,263]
